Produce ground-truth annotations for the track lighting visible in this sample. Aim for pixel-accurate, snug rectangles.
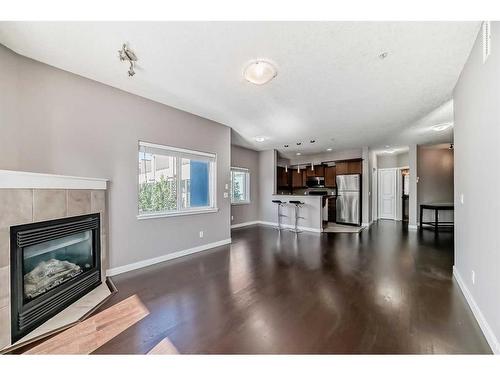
[119,43,138,77]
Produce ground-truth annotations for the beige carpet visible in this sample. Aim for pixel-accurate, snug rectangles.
[323,223,365,233]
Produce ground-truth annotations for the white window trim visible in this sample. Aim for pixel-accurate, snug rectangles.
[231,167,251,205]
[137,140,218,219]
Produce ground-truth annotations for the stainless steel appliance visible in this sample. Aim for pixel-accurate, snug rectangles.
[306,176,325,188]
[336,174,361,226]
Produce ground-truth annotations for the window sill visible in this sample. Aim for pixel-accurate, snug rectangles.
[137,208,219,220]
[231,201,251,206]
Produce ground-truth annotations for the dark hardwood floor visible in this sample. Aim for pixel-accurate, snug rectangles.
[91,221,490,354]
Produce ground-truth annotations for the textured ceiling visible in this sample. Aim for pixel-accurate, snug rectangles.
[0,22,479,157]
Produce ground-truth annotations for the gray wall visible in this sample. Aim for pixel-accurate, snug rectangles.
[0,45,231,271]
[0,44,20,170]
[258,150,278,224]
[417,145,454,222]
[377,152,409,169]
[454,22,500,352]
[231,145,259,225]
[408,144,418,226]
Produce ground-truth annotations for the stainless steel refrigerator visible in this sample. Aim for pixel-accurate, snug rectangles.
[336,174,361,226]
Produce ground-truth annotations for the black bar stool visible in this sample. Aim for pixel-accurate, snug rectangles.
[288,200,305,233]
[271,200,287,231]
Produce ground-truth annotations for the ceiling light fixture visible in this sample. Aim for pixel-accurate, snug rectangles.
[310,140,316,143]
[326,148,333,151]
[285,165,288,173]
[385,150,395,154]
[431,122,454,132]
[296,152,301,156]
[243,60,277,85]
[296,142,302,146]
[311,162,314,171]
[379,52,389,59]
[254,136,266,142]
[284,144,289,148]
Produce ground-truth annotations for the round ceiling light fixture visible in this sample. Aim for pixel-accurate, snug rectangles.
[296,152,301,156]
[254,136,266,142]
[326,148,333,151]
[243,60,277,85]
[431,122,454,132]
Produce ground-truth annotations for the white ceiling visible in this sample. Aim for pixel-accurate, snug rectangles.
[0,22,479,157]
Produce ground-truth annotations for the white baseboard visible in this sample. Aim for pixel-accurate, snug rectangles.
[453,266,499,354]
[231,220,259,229]
[106,238,232,277]
[258,220,322,233]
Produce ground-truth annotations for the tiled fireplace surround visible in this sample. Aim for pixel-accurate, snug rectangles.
[0,172,109,350]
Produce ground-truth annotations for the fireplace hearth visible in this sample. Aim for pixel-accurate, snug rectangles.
[10,213,102,342]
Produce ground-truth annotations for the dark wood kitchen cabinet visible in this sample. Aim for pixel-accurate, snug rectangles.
[277,166,290,188]
[336,159,362,175]
[328,197,336,222]
[324,166,336,187]
[348,160,362,174]
[315,165,325,177]
[292,169,304,188]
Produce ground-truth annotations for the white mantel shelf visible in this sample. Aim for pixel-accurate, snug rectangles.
[0,169,108,190]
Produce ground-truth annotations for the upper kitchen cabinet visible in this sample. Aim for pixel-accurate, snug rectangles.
[276,166,290,188]
[324,166,336,187]
[305,164,325,177]
[336,159,362,175]
[292,168,304,188]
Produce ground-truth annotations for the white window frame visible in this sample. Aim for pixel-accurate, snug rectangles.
[231,167,251,205]
[137,141,218,219]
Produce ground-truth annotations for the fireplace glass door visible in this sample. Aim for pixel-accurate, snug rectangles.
[23,230,94,301]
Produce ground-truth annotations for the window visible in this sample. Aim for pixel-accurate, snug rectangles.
[231,167,250,204]
[138,141,217,218]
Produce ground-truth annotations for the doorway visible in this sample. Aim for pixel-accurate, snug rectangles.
[378,168,397,220]
[401,168,409,223]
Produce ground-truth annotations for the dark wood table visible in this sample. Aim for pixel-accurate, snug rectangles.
[419,203,454,231]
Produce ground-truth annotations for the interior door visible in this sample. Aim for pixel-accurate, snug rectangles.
[378,168,396,219]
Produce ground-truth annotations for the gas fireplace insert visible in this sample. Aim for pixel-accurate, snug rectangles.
[10,213,101,342]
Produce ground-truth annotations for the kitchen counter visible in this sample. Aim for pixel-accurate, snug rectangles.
[270,194,323,232]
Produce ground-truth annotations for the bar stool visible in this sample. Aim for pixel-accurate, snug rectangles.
[288,200,305,233]
[271,200,287,231]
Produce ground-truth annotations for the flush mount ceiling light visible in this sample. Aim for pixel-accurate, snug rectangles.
[326,148,333,151]
[118,43,138,77]
[431,122,454,132]
[296,152,301,156]
[254,136,266,142]
[243,60,277,85]
[379,52,389,59]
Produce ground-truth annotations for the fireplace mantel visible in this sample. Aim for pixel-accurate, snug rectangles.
[0,169,107,190]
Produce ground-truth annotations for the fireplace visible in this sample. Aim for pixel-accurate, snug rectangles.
[10,213,102,342]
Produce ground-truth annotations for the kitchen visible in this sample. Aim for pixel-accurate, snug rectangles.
[274,156,363,232]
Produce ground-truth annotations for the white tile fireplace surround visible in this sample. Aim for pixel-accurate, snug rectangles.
[0,169,111,351]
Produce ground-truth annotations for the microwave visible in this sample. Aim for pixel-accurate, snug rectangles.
[306,176,325,188]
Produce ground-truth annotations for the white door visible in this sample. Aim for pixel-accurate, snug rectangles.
[378,168,397,220]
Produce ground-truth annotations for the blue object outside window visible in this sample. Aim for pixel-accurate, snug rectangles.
[190,161,209,207]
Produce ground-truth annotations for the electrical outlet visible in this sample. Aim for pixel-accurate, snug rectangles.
[460,193,464,204]
[199,231,204,238]
[472,270,475,285]
[224,192,228,198]
[225,184,229,190]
